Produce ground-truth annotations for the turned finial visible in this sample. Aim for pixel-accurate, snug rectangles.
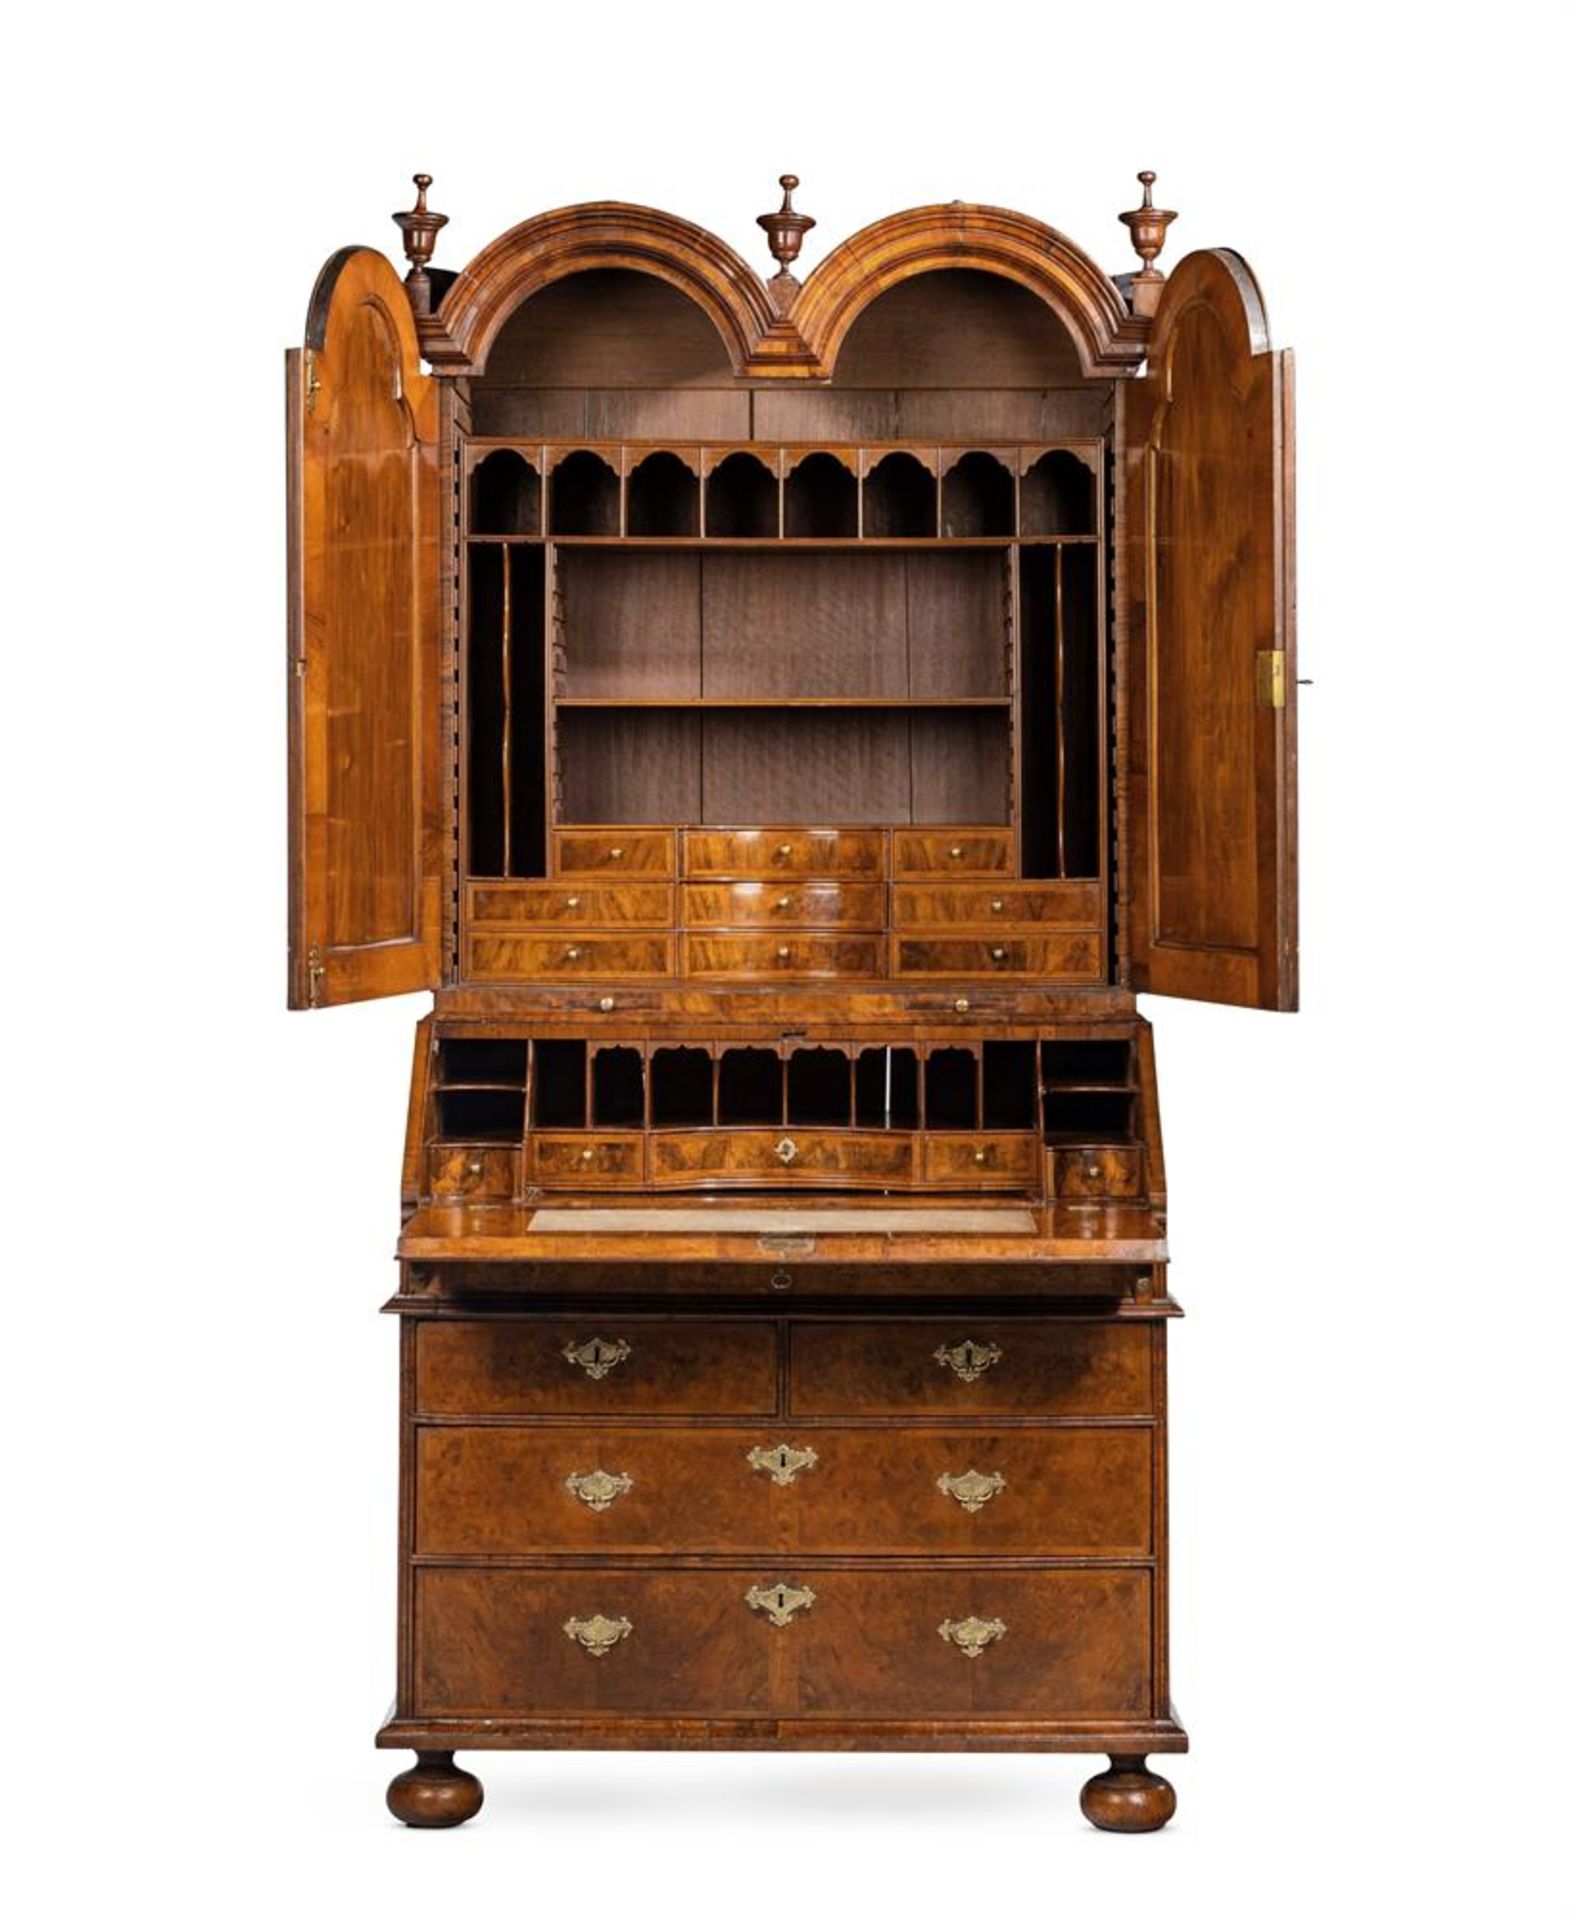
[1118,169,1177,317]
[757,173,815,318]
[392,172,449,316]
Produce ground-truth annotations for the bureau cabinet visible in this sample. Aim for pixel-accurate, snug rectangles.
[286,168,1297,1831]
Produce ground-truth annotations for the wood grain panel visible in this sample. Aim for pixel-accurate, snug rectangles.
[892,883,1101,927]
[682,883,885,929]
[468,883,673,927]
[531,1133,647,1184]
[648,1129,916,1188]
[893,830,1014,874]
[1053,1147,1144,1199]
[919,1134,1040,1187]
[415,1319,778,1416]
[790,1321,1153,1416]
[683,934,884,980]
[427,1146,518,1200]
[892,935,1103,981]
[683,829,886,878]
[465,934,673,980]
[552,831,675,875]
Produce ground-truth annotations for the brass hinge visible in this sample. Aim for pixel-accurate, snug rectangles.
[1255,648,1287,710]
[303,347,321,417]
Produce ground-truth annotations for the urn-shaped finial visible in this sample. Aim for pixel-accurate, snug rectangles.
[757,174,815,317]
[392,172,449,315]
[1118,170,1177,316]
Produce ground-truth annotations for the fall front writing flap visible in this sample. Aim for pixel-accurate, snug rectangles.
[286,247,442,1008]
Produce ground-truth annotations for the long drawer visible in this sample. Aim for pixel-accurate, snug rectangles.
[891,933,1103,981]
[683,933,884,980]
[415,1319,779,1416]
[465,933,675,980]
[682,882,885,928]
[414,1566,1152,1720]
[468,882,673,927]
[790,1320,1154,1415]
[648,1128,916,1187]
[891,882,1102,927]
[415,1425,1152,1556]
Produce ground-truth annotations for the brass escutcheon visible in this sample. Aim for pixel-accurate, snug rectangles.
[938,1616,1007,1659]
[563,1614,633,1657]
[775,1137,798,1164]
[566,1468,634,1511]
[937,1468,1007,1513]
[744,1581,817,1628]
[747,1442,819,1486]
[934,1338,1004,1384]
[563,1334,633,1380]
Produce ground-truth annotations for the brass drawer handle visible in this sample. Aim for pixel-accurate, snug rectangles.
[563,1613,632,1657]
[989,946,1007,963]
[580,1147,596,1163]
[990,897,1004,913]
[564,945,583,961]
[775,894,793,911]
[934,1338,1003,1383]
[566,894,581,909]
[775,842,794,860]
[939,1616,1007,1659]
[747,1442,819,1486]
[607,846,624,860]
[566,1468,634,1511]
[937,1468,1007,1512]
[776,945,792,961]
[745,1581,816,1628]
[972,1148,989,1165]
[563,1334,632,1380]
[949,844,964,859]
[465,1157,485,1177]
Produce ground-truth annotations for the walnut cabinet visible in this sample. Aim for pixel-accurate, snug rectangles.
[285,171,1297,1832]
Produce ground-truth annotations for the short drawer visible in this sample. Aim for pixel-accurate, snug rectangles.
[553,830,674,876]
[893,829,1014,875]
[682,882,885,929]
[892,882,1102,927]
[649,1129,916,1187]
[532,1132,646,1184]
[427,1145,518,1200]
[413,1566,1151,1719]
[920,1133,1041,1188]
[683,829,886,879]
[683,933,884,980]
[416,1425,1152,1556]
[467,882,673,927]
[892,933,1103,981]
[1053,1145,1145,1199]
[414,1318,778,1416]
[790,1320,1154,1415]
[465,933,674,980]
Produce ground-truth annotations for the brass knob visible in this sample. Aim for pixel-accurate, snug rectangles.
[581,1148,596,1163]
[777,945,791,961]
[1084,1158,1102,1178]
[973,1149,988,1165]
[990,947,1007,963]
[608,846,624,860]
[949,844,964,859]
[990,897,1004,913]
[564,945,583,960]
[466,1157,484,1176]
[598,995,615,1012]
[775,894,792,911]
[566,894,581,908]
[954,997,970,1013]
[775,842,793,859]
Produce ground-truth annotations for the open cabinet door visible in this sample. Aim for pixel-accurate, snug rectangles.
[286,248,442,1008]
[1125,249,1297,1010]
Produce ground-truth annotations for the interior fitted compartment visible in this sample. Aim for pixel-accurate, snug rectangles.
[467,543,546,877]
[855,1047,920,1128]
[1019,543,1101,879]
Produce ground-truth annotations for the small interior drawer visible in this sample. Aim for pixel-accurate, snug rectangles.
[1052,1146,1144,1198]
[552,830,674,876]
[891,882,1102,927]
[893,829,1014,875]
[682,933,884,980]
[465,934,674,980]
[426,1145,518,1200]
[681,882,885,929]
[468,882,673,927]
[648,1128,916,1187]
[532,1132,647,1184]
[682,829,886,879]
[920,1133,1040,1187]
[892,934,1103,980]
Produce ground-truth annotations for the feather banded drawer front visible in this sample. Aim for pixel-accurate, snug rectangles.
[287,169,1297,1830]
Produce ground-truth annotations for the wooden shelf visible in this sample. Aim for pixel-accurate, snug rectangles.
[556,697,1013,710]
[466,534,1095,548]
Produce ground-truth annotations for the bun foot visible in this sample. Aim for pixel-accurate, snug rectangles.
[1080,1755,1176,1833]
[387,1751,484,1828]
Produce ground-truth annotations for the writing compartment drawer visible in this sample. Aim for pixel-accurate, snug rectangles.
[427,1145,518,1200]
[413,1568,1152,1721]
[683,828,886,879]
[892,882,1102,928]
[682,933,884,980]
[531,1132,646,1185]
[893,829,1014,875]
[414,1568,773,1717]
[920,1133,1041,1188]
[682,882,885,929]
[790,1321,1154,1416]
[465,933,674,980]
[648,1129,916,1187]
[552,830,674,876]
[415,1426,1152,1556]
[892,933,1103,981]
[1053,1146,1145,1199]
[415,1318,779,1417]
[467,882,673,927]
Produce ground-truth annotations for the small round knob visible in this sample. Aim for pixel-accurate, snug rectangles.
[990,947,1007,963]
[990,898,1004,913]
[566,894,581,908]
[466,1158,484,1177]
[598,995,615,1012]
[949,844,964,859]
[769,1268,794,1292]
[954,997,970,1013]
[775,843,793,860]
[564,946,583,960]
[581,1148,596,1163]
[775,894,792,911]
[777,945,791,961]
[1084,1158,1102,1178]
[973,1150,988,1165]
[608,846,624,860]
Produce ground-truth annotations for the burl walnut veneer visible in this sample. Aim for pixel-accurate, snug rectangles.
[286,169,1297,1832]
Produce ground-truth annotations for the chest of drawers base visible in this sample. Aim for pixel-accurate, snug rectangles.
[379,1294,1184,1831]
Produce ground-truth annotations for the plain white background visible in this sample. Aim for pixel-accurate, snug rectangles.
[6,3,1575,1914]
